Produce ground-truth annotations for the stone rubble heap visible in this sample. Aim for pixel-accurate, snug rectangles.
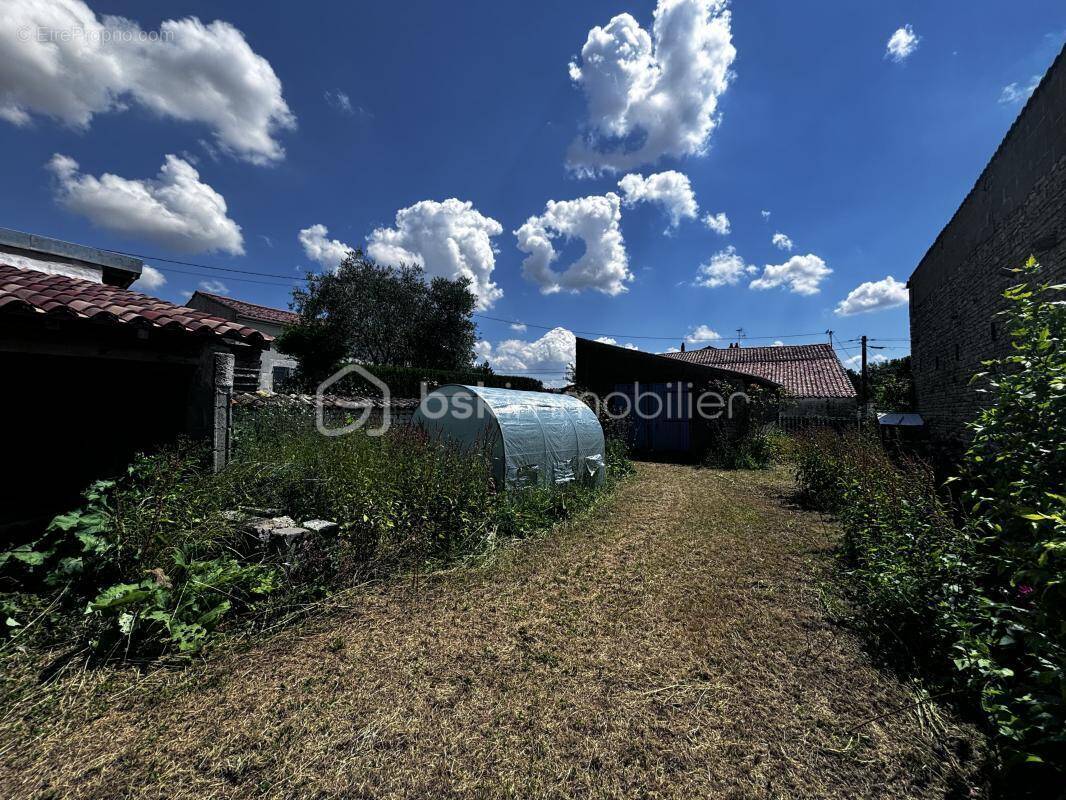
[222,508,340,549]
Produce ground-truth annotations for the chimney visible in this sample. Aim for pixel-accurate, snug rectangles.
[680,341,685,352]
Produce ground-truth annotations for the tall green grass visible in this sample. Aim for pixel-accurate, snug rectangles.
[1,407,630,658]
[792,260,1064,787]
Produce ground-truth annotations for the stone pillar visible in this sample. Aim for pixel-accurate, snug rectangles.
[212,351,234,472]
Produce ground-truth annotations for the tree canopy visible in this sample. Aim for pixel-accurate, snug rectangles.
[847,355,914,411]
[277,250,479,387]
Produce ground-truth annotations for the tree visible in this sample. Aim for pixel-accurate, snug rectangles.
[277,250,478,387]
[847,355,914,410]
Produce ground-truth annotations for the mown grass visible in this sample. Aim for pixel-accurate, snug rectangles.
[0,463,988,799]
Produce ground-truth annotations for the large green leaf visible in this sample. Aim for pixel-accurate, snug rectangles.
[88,582,153,611]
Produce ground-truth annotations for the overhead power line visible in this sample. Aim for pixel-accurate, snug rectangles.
[471,313,827,342]
[106,248,306,281]
[102,246,905,347]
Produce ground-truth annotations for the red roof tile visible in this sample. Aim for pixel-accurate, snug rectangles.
[0,264,270,345]
[662,343,856,398]
[194,291,300,326]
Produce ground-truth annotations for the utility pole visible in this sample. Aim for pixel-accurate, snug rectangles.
[860,334,869,421]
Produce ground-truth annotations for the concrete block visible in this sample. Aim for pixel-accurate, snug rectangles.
[302,519,340,535]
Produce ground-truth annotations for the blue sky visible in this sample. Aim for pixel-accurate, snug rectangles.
[2,1,1064,380]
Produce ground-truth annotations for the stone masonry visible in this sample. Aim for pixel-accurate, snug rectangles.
[908,45,1066,442]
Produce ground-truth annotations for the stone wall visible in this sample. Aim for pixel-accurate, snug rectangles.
[909,46,1066,442]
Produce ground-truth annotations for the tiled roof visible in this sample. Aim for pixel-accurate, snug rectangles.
[0,264,271,345]
[662,343,856,398]
[195,291,300,326]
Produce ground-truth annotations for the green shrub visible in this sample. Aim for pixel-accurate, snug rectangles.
[703,424,789,470]
[793,259,1064,783]
[953,259,1064,776]
[85,553,277,656]
[2,408,629,658]
[794,430,981,653]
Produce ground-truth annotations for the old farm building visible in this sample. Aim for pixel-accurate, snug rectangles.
[662,343,857,420]
[186,291,299,392]
[0,228,268,535]
[575,337,855,458]
[909,44,1066,441]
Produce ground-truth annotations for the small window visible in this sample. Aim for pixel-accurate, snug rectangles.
[272,365,295,390]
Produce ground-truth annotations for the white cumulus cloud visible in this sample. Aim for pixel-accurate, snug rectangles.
[760,210,771,219]
[834,275,909,316]
[476,326,576,388]
[885,24,919,62]
[509,322,527,332]
[999,75,1041,104]
[367,199,504,310]
[130,264,166,292]
[617,170,698,229]
[695,245,754,288]
[685,324,721,344]
[702,211,730,235]
[1,1,295,164]
[595,336,639,350]
[772,232,793,251]
[749,254,831,295]
[47,153,244,254]
[845,352,888,369]
[298,224,352,270]
[198,279,228,294]
[566,0,736,174]
[515,193,632,296]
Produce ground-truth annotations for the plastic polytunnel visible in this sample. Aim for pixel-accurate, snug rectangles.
[413,385,606,489]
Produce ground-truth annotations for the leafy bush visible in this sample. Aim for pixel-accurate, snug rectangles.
[1,406,627,658]
[952,259,1064,776]
[792,259,1064,784]
[85,554,277,655]
[794,429,981,654]
[703,424,788,470]
[699,382,785,470]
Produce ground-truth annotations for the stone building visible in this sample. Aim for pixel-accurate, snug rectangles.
[663,343,857,423]
[909,45,1066,442]
[186,291,299,392]
[575,337,855,458]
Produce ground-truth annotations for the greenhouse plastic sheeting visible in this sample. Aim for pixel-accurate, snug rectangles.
[412,385,606,489]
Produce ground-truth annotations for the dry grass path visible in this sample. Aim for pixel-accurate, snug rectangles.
[0,464,986,798]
